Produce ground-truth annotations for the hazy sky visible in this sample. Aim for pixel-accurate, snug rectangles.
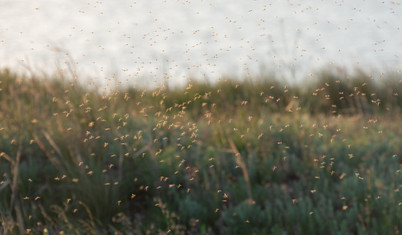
[1,0,401,86]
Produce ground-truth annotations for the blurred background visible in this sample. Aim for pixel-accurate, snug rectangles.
[1,1,402,234]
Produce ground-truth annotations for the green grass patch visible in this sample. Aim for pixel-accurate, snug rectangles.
[0,68,401,234]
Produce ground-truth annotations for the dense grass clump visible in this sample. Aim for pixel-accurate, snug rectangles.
[0,68,401,234]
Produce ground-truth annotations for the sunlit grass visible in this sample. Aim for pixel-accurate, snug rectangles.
[0,68,401,234]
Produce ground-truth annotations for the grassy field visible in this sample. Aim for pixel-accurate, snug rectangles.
[0,68,401,234]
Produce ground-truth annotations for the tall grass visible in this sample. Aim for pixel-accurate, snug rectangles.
[0,68,401,234]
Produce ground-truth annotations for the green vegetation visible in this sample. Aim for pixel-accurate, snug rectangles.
[0,68,401,234]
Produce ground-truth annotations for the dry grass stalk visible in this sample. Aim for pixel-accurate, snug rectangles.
[33,133,65,173]
[227,137,253,201]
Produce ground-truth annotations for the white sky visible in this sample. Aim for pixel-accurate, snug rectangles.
[1,0,401,87]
